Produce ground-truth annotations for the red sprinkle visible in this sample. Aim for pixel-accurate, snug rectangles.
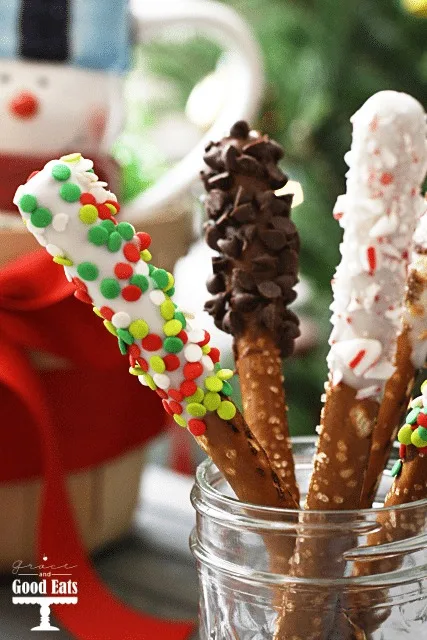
[198,330,211,347]
[208,347,220,364]
[142,334,162,351]
[188,419,207,436]
[162,400,174,416]
[366,246,376,275]
[136,357,148,372]
[180,380,197,397]
[136,232,152,250]
[72,276,87,291]
[156,389,168,400]
[164,354,180,371]
[27,170,39,182]
[380,172,393,185]
[417,413,427,427]
[349,349,366,370]
[100,305,114,321]
[418,446,427,454]
[177,330,188,344]
[123,242,140,263]
[97,203,113,220]
[128,344,141,358]
[169,389,184,402]
[399,444,407,459]
[129,355,137,368]
[74,289,93,305]
[184,362,203,380]
[169,400,183,415]
[122,285,142,302]
[80,192,96,205]
[114,262,133,280]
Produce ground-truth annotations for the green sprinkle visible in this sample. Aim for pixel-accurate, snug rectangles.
[406,407,421,425]
[52,164,71,181]
[151,268,169,289]
[129,320,149,339]
[100,278,120,299]
[117,328,134,345]
[148,264,155,275]
[19,194,37,213]
[168,286,175,296]
[411,430,427,447]
[418,426,427,441]
[187,403,207,417]
[101,219,116,233]
[217,368,233,381]
[174,311,186,329]
[77,261,99,281]
[60,182,81,203]
[107,231,122,252]
[164,337,184,353]
[130,274,148,292]
[187,388,205,404]
[31,207,52,228]
[150,356,165,374]
[117,222,135,240]
[174,414,187,428]
[391,459,403,478]
[205,376,223,392]
[160,300,175,320]
[203,392,221,411]
[87,168,95,173]
[88,226,109,246]
[118,337,128,355]
[221,380,233,396]
[214,363,222,372]
[79,204,98,224]
[217,400,236,421]
[163,319,182,336]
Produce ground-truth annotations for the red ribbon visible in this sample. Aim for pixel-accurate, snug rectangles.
[0,250,195,639]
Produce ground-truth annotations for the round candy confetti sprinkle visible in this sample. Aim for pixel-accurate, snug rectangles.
[135,260,149,277]
[118,337,127,355]
[74,289,92,304]
[168,287,175,296]
[150,356,165,374]
[184,344,202,363]
[52,213,69,232]
[142,334,163,351]
[79,204,98,224]
[188,328,205,343]
[101,219,116,233]
[187,403,206,418]
[203,392,221,411]
[130,275,149,292]
[205,376,223,392]
[417,426,427,441]
[114,262,133,279]
[156,389,168,400]
[174,311,186,329]
[88,225,109,246]
[164,337,184,353]
[174,414,187,428]
[160,300,175,320]
[164,354,180,371]
[123,242,140,262]
[165,273,174,291]
[177,330,188,344]
[186,388,205,404]
[217,400,236,421]
[117,222,135,240]
[202,355,214,372]
[163,320,182,337]
[103,320,118,336]
[406,407,421,424]
[201,345,211,355]
[100,306,114,320]
[411,430,427,447]
[93,307,103,318]
[108,231,122,252]
[60,182,81,202]
[117,328,133,345]
[209,347,220,363]
[80,192,96,205]
[141,249,152,262]
[52,164,71,181]
[188,419,206,436]
[149,290,166,306]
[417,412,427,427]
[169,389,183,402]
[399,444,406,459]
[112,311,131,329]
[19,194,37,212]
[169,400,182,415]
[162,400,174,416]
[100,278,121,299]
[77,261,99,281]
[217,368,233,381]
[122,285,142,302]
[222,380,233,396]
[180,380,197,397]
[136,357,148,372]
[391,459,402,478]
[31,207,52,228]
[61,152,81,163]
[129,320,149,339]
[151,268,169,289]
[136,232,151,250]
[142,373,157,391]
[153,373,171,390]
[183,362,203,380]
[54,256,73,266]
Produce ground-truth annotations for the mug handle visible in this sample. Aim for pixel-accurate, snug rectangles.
[125,0,264,224]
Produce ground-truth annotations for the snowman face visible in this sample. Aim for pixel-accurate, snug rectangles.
[0,59,124,156]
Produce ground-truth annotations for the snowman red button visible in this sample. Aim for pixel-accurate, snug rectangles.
[9,91,39,119]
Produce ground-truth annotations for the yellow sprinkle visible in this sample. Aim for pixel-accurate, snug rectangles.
[173,414,187,428]
[53,256,73,266]
[186,388,205,404]
[143,373,157,390]
[164,272,175,291]
[103,320,118,336]
[129,366,145,376]
[79,204,98,224]
[60,152,82,163]
[150,356,165,374]
[129,319,149,339]
[217,368,233,380]
[201,345,211,354]
[93,307,103,318]
[140,249,152,262]
[105,202,118,215]
[163,319,182,336]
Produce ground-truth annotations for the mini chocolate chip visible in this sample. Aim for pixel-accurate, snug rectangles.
[270,216,295,233]
[235,155,264,178]
[204,293,228,317]
[265,162,287,189]
[233,293,259,312]
[268,139,284,162]
[257,281,282,299]
[283,309,300,326]
[230,120,250,139]
[259,229,288,251]
[217,235,242,258]
[242,138,270,161]
[208,172,233,190]
[276,274,298,290]
[206,273,225,294]
[232,269,255,292]
[261,304,279,332]
[278,249,298,274]
[242,224,257,242]
[230,203,256,223]
[212,256,231,274]
[223,309,244,334]
[204,145,223,170]
[252,255,278,271]
[278,193,293,209]
[222,144,240,171]
[205,224,222,250]
[208,189,228,211]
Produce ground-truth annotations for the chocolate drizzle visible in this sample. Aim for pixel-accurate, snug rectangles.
[202,121,300,357]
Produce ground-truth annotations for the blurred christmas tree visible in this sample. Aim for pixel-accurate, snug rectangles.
[139,0,427,433]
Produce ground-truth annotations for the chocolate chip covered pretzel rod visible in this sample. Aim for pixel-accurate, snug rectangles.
[275,91,427,640]
[14,153,296,509]
[202,121,300,506]
[361,208,427,507]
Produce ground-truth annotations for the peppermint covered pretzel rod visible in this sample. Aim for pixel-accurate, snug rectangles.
[361,207,427,507]
[14,153,297,509]
[275,91,427,640]
[202,120,300,507]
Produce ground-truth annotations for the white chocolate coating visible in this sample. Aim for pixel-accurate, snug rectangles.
[328,91,427,399]
[405,207,427,368]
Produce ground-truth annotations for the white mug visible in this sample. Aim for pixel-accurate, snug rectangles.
[0,0,263,226]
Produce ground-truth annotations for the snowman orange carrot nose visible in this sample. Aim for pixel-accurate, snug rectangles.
[9,91,39,119]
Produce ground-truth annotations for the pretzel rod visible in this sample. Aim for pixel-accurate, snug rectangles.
[14,154,296,509]
[361,209,427,507]
[275,91,427,640]
[202,121,300,507]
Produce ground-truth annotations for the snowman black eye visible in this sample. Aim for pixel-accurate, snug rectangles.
[0,73,10,84]
[37,76,49,88]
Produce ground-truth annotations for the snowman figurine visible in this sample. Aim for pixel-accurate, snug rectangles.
[0,0,128,222]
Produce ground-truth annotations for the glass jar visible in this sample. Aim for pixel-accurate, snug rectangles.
[190,437,427,639]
